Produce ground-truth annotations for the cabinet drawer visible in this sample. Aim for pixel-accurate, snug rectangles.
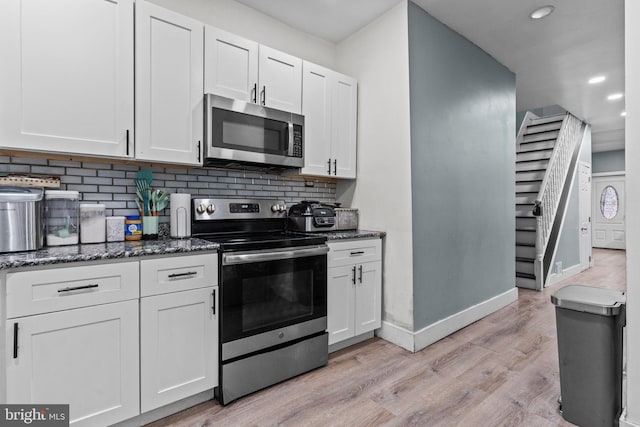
[140,253,218,297]
[328,238,382,267]
[6,262,139,319]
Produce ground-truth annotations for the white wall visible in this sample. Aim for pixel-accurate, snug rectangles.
[624,1,640,425]
[146,0,336,68]
[334,2,415,331]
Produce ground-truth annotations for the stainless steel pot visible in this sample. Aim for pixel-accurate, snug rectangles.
[0,187,44,252]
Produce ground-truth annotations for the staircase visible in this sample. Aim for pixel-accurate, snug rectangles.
[515,112,585,289]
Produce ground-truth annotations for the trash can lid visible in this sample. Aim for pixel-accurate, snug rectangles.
[551,284,625,316]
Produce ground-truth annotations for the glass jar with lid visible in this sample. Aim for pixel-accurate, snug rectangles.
[44,190,79,246]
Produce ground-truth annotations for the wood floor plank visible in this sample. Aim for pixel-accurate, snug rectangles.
[147,248,626,427]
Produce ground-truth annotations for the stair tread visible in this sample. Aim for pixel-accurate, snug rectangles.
[524,122,562,135]
[515,179,543,183]
[516,272,536,279]
[530,114,566,125]
[516,243,536,247]
[516,257,535,263]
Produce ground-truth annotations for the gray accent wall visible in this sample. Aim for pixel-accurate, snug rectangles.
[593,149,625,173]
[407,2,516,330]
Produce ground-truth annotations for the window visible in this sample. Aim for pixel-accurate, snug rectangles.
[600,185,619,220]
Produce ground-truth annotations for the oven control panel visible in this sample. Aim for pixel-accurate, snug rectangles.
[193,198,287,221]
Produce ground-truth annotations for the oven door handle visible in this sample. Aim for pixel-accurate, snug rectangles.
[222,245,329,265]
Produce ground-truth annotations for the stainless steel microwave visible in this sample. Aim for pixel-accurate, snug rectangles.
[204,94,304,170]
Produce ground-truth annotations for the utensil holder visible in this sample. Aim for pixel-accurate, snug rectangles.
[142,216,158,240]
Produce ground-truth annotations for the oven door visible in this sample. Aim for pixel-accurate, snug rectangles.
[205,94,303,168]
[220,245,328,361]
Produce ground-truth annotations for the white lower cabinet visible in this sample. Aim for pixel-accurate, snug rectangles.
[6,300,140,427]
[3,252,220,425]
[327,239,382,346]
[140,286,218,412]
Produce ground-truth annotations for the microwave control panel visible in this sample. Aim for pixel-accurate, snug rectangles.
[292,127,303,158]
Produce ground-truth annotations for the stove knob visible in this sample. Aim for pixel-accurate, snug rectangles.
[271,204,280,212]
[196,203,206,214]
[206,204,216,214]
[279,204,287,212]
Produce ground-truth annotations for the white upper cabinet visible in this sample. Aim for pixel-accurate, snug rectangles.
[331,74,358,178]
[301,63,332,176]
[135,1,203,165]
[258,46,303,114]
[301,61,357,179]
[205,29,302,114]
[204,26,259,103]
[0,0,134,158]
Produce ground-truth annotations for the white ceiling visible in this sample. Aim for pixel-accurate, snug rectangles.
[235,0,625,152]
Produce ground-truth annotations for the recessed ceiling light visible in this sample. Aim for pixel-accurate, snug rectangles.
[621,111,627,117]
[530,5,555,19]
[608,93,624,101]
[588,75,606,84]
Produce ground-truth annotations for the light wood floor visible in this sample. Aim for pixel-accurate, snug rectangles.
[149,248,626,427]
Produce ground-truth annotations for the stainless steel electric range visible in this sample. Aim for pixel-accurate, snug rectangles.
[191,198,329,405]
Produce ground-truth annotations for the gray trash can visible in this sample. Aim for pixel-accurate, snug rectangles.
[551,285,626,427]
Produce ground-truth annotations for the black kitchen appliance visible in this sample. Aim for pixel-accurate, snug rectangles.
[287,200,336,232]
[191,198,328,405]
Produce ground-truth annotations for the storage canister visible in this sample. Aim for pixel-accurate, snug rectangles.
[125,215,142,241]
[80,203,106,243]
[106,216,125,242]
[44,190,79,246]
[0,186,44,252]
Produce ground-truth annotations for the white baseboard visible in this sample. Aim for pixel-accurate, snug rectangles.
[620,409,640,427]
[376,287,519,352]
[546,262,585,287]
[376,319,414,352]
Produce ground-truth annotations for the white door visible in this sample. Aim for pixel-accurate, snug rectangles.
[135,1,203,165]
[592,174,626,249]
[0,0,134,158]
[579,163,593,268]
[140,286,218,412]
[204,26,259,103]
[354,262,382,336]
[331,73,358,179]
[301,62,332,177]
[327,265,356,345]
[6,301,139,427]
[258,45,302,114]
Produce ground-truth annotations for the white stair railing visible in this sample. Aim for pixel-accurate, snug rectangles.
[533,113,585,288]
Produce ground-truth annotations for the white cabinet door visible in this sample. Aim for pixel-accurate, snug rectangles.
[140,286,218,412]
[258,45,302,114]
[331,74,358,179]
[204,26,259,103]
[6,300,139,427]
[354,261,382,336]
[327,265,356,345]
[300,61,357,179]
[301,62,332,177]
[0,0,134,158]
[135,1,203,165]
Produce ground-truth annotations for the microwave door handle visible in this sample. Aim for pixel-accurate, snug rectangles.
[287,122,295,157]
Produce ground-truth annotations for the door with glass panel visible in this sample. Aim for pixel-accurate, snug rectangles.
[592,174,625,249]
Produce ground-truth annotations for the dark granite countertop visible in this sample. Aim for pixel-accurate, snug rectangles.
[295,229,386,240]
[0,238,219,270]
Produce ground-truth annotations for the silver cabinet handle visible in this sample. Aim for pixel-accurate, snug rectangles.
[58,284,99,293]
[223,245,329,265]
[352,266,356,285]
[350,251,365,256]
[327,158,332,175]
[358,265,363,283]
